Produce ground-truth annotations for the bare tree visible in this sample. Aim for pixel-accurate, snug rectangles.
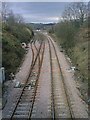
[2,2,10,23]
[6,12,24,24]
[62,2,88,24]
[2,2,24,25]
[15,14,24,23]
[2,3,24,25]
[6,10,16,24]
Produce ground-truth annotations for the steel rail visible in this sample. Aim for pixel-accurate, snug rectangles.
[10,41,43,120]
[28,41,45,119]
[48,36,74,119]
[48,39,55,120]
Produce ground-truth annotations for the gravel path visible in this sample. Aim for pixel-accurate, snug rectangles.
[31,41,52,118]
[15,43,33,84]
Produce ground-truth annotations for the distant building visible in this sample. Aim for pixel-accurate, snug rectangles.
[0,67,5,83]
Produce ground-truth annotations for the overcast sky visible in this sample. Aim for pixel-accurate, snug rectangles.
[6,1,89,23]
[6,2,71,23]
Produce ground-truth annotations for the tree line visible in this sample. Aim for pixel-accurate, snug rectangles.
[49,2,89,51]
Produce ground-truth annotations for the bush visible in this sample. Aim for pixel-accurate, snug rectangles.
[54,20,88,82]
[2,31,25,79]
[2,21,34,80]
[3,23,33,44]
[55,21,79,53]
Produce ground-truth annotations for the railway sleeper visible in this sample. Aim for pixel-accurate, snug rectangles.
[20,95,33,99]
[6,114,12,118]
[18,103,30,106]
[22,91,34,96]
[20,99,33,103]
[15,111,29,114]
[16,107,30,111]
[20,95,34,99]
[17,105,30,108]
[13,114,29,118]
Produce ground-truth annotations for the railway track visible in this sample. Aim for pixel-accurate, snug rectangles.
[3,33,88,119]
[31,40,52,118]
[28,41,45,118]
[5,40,45,119]
[30,36,73,119]
[48,36,73,119]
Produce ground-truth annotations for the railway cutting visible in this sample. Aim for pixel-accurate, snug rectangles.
[2,32,88,119]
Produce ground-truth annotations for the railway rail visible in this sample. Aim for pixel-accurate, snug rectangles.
[29,36,74,119]
[3,32,88,119]
[31,39,52,118]
[47,35,88,119]
[4,40,45,119]
[48,36,73,119]
[29,41,45,118]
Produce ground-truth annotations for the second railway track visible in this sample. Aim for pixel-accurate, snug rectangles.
[3,32,88,119]
[6,40,45,119]
[48,36,73,119]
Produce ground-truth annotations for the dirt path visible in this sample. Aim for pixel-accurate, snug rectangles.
[15,43,33,84]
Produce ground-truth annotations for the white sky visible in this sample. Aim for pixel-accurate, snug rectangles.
[1,0,90,2]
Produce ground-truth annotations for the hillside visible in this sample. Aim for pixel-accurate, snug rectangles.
[71,27,88,100]
[50,22,88,101]
[28,23,55,30]
[2,23,34,80]
[72,27,88,81]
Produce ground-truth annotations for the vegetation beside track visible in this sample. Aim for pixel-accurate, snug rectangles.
[2,6,34,80]
[48,2,89,101]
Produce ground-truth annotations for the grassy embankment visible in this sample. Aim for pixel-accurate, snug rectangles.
[2,22,34,80]
[49,21,89,101]
[2,22,34,107]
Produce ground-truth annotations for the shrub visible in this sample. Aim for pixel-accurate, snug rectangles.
[2,28,25,79]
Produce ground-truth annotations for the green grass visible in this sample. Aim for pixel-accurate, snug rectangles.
[2,31,25,79]
[50,21,89,100]
[53,21,88,82]
[2,22,34,80]
[72,28,88,82]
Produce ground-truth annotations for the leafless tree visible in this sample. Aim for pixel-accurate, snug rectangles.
[2,3,24,24]
[2,2,10,23]
[62,2,88,24]
[6,10,16,24]
[15,14,24,23]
